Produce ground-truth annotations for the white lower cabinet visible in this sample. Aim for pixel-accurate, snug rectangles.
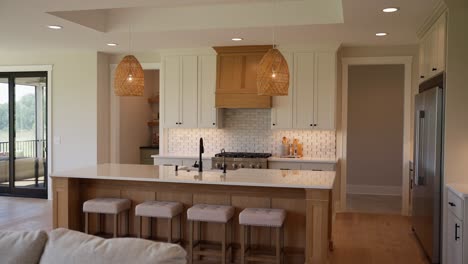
[446,187,467,264]
[268,161,335,171]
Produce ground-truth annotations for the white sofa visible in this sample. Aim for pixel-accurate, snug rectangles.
[0,228,187,264]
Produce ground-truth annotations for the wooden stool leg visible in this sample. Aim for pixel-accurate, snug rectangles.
[148,217,152,239]
[240,224,245,264]
[126,210,130,236]
[179,214,183,242]
[97,213,101,234]
[275,227,281,264]
[189,220,193,264]
[138,216,142,238]
[85,212,89,234]
[197,221,202,260]
[113,213,118,238]
[221,223,226,264]
[168,217,173,243]
[230,220,234,263]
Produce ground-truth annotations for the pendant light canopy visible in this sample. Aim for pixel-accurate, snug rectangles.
[257,48,289,96]
[114,55,145,96]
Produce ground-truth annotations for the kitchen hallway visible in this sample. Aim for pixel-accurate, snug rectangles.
[0,197,428,264]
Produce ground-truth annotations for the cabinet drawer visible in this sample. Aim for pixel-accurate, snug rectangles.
[268,162,301,170]
[448,189,464,220]
[300,163,335,171]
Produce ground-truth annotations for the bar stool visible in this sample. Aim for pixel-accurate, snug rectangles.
[187,204,235,264]
[239,208,286,264]
[83,198,131,238]
[135,201,183,243]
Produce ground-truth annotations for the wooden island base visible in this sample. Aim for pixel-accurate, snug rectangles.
[53,177,333,264]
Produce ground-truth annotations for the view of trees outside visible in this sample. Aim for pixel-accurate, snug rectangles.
[0,83,36,143]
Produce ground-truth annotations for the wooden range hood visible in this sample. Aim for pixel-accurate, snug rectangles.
[214,45,272,108]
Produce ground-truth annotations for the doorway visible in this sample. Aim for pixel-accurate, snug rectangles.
[340,57,413,215]
[0,72,48,198]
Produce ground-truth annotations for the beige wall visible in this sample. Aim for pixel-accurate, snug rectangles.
[97,52,110,164]
[119,70,159,164]
[347,65,405,187]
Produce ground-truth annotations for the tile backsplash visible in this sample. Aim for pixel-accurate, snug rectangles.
[167,109,336,158]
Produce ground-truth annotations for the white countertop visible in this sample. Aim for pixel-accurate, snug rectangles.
[447,183,468,198]
[51,163,335,190]
[151,154,213,160]
[268,157,337,163]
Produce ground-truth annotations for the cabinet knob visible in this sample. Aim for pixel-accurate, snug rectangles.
[213,123,216,126]
[310,124,313,127]
[420,76,425,79]
[449,202,456,207]
[176,122,178,125]
[273,123,276,126]
[432,68,437,71]
[314,124,317,127]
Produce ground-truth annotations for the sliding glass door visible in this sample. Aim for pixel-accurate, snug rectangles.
[0,72,48,198]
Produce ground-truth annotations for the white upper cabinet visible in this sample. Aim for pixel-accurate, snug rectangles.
[161,53,221,129]
[271,52,294,129]
[314,52,336,130]
[180,56,198,128]
[271,50,336,130]
[294,52,316,129]
[198,55,221,128]
[162,56,182,128]
[419,12,446,83]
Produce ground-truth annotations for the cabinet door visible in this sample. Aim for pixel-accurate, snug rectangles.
[423,34,432,80]
[447,212,463,264]
[428,26,439,78]
[179,56,198,128]
[436,13,447,73]
[198,55,219,128]
[419,39,427,83]
[314,52,336,130]
[271,52,293,129]
[162,56,181,128]
[293,52,315,129]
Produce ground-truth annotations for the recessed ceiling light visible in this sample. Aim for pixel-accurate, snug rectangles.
[47,25,63,30]
[382,7,400,13]
[376,32,388,37]
[232,37,244,41]
[107,43,118,47]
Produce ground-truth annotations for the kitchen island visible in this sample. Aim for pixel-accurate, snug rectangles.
[51,164,336,264]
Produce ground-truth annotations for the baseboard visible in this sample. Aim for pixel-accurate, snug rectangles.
[347,184,402,196]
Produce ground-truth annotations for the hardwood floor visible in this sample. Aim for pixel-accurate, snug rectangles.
[347,194,402,215]
[330,213,429,264]
[0,196,52,231]
[0,197,428,264]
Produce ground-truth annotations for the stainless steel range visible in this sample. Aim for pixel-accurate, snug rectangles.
[212,151,272,170]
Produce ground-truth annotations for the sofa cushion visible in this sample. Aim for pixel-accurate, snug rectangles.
[0,230,48,264]
[40,228,186,264]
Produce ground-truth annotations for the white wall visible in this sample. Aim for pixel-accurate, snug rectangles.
[0,51,100,173]
[97,52,110,164]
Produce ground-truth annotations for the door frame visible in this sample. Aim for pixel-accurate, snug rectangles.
[340,56,413,215]
[109,63,161,163]
[0,65,53,199]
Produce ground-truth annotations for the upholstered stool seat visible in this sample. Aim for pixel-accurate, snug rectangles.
[135,201,183,243]
[83,198,131,238]
[187,204,235,264]
[239,208,286,264]
[239,208,286,227]
[187,204,235,223]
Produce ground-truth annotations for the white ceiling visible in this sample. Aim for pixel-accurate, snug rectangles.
[0,0,440,53]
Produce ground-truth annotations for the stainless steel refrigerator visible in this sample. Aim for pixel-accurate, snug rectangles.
[412,76,444,264]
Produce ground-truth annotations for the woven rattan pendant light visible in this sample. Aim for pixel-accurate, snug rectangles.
[257,0,289,96]
[114,25,144,96]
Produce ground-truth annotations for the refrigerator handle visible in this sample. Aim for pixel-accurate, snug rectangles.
[414,110,425,186]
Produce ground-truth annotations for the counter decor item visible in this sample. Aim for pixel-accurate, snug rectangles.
[281,137,290,157]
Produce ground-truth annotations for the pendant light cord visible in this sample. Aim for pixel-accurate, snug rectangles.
[271,0,278,49]
[128,24,132,54]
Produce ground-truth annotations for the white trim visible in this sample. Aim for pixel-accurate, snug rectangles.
[0,65,53,200]
[109,62,161,163]
[340,56,413,216]
[347,184,402,196]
